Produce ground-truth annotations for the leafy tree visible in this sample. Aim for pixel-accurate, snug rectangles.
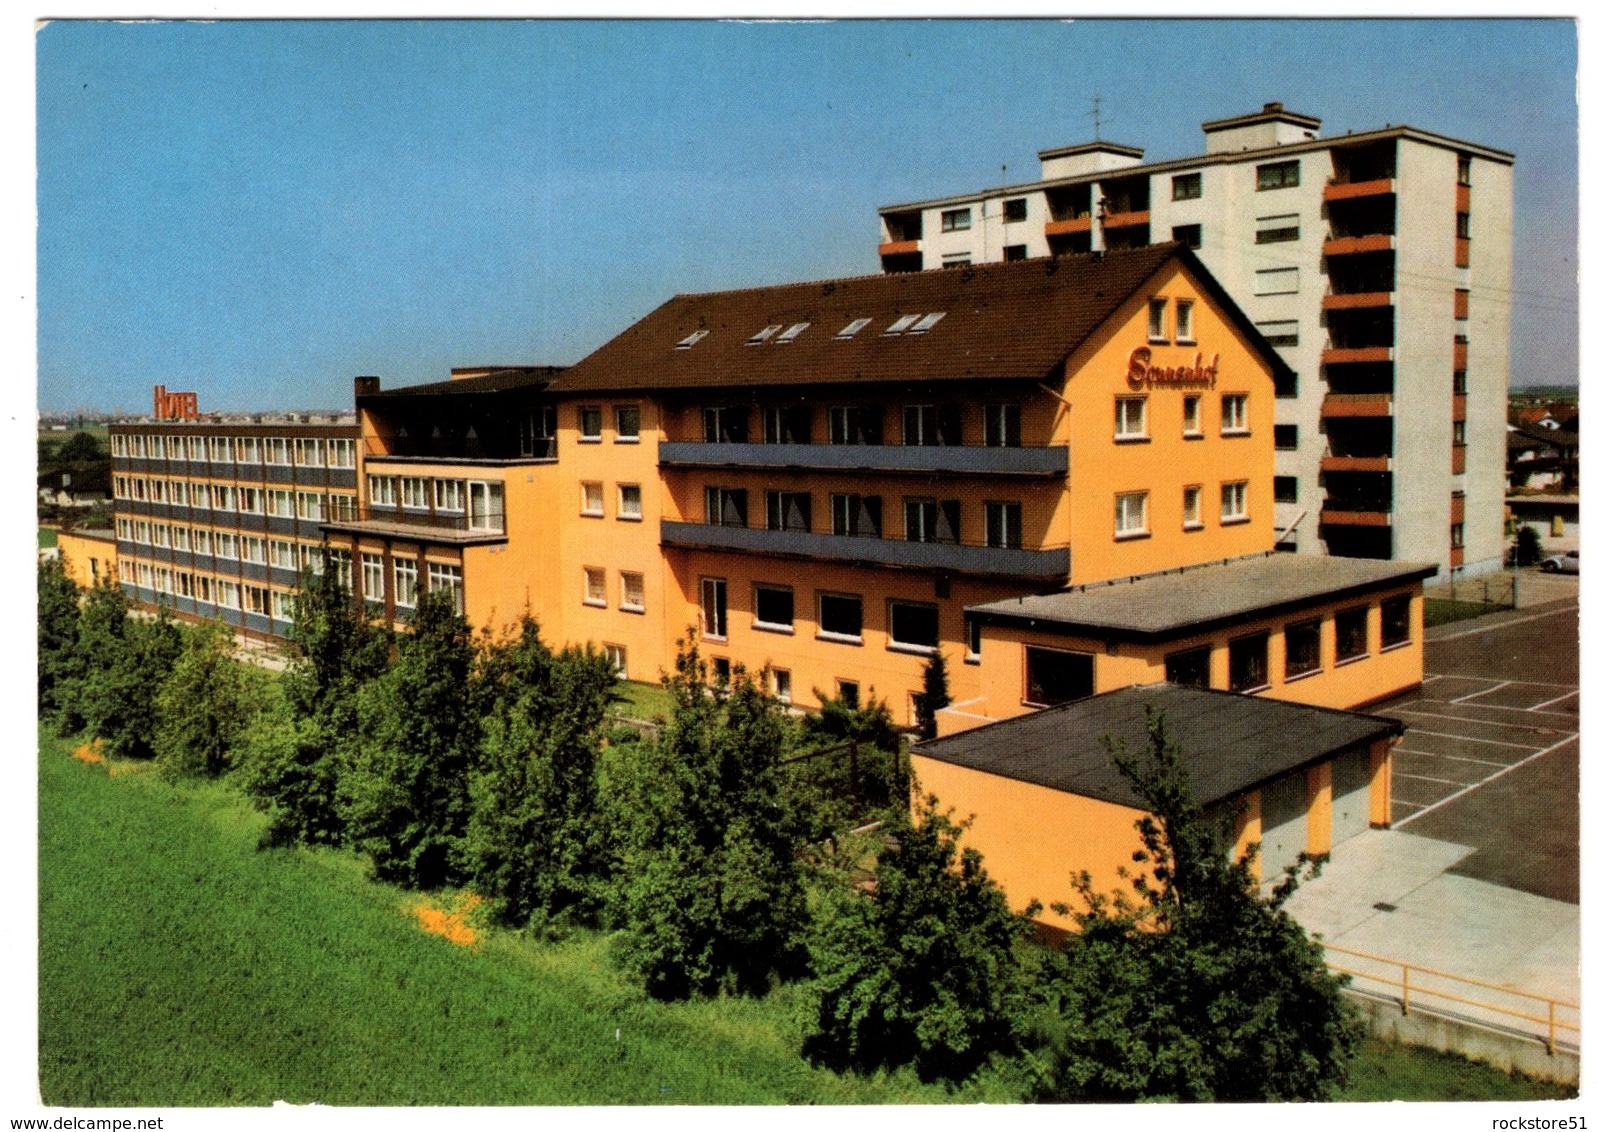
[916,649,952,739]
[1023,708,1359,1102]
[1515,524,1544,567]
[63,582,183,759]
[791,687,908,832]
[342,588,477,888]
[244,563,390,846]
[38,555,81,720]
[56,431,104,463]
[465,618,616,928]
[802,798,1035,1082]
[153,623,267,777]
[608,638,808,999]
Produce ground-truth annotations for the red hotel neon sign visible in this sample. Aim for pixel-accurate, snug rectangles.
[153,384,200,421]
[1125,346,1219,391]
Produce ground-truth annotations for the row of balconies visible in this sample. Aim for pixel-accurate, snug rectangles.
[655,441,1069,478]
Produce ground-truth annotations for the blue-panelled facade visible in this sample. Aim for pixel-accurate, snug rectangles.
[109,421,361,642]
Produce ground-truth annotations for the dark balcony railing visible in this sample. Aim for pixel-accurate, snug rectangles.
[660,520,1070,580]
[320,504,507,539]
[657,442,1068,478]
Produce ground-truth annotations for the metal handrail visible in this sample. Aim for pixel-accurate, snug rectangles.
[1323,943,1579,1053]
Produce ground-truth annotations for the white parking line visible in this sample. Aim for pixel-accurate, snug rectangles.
[1393,733,1579,829]
[1422,673,1578,689]
[1450,679,1512,704]
[1394,772,1467,788]
[1529,689,1581,711]
[1403,728,1542,751]
[1425,604,1578,642]
[1388,706,1579,735]
[1396,748,1515,770]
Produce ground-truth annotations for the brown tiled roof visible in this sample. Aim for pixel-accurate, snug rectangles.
[551,245,1288,394]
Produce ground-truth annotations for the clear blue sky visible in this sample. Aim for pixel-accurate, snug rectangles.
[35,17,1578,414]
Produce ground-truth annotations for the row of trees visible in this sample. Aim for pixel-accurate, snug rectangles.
[38,555,1359,1100]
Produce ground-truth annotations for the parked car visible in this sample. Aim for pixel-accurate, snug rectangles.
[1541,550,1579,574]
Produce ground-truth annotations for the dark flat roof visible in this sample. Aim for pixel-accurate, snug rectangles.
[912,683,1404,809]
[361,366,566,399]
[968,552,1436,643]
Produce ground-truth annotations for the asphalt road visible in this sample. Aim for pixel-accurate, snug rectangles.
[1370,576,1579,904]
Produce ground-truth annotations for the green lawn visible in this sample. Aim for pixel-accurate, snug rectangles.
[613,679,675,722]
[37,726,1575,1105]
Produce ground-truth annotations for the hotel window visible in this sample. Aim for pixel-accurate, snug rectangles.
[176,573,194,598]
[618,484,643,520]
[1275,476,1299,504]
[1002,197,1027,223]
[753,584,795,632]
[1451,522,1466,549]
[270,589,293,621]
[1260,319,1301,345]
[236,437,260,463]
[213,484,238,511]
[705,486,747,528]
[1025,646,1094,708]
[1003,244,1028,262]
[1165,645,1210,688]
[361,554,385,605]
[242,487,265,513]
[605,645,629,680]
[817,592,864,643]
[701,577,728,639]
[401,477,429,510]
[191,528,211,554]
[151,523,170,548]
[770,668,792,704]
[1255,213,1300,244]
[242,536,267,564]
[266,489,291,518]
[1183,395,1202,437]
[171,480,190,505]
[904,404,963,446]
[134,520,150,544]
[829,405,882,445]
[836,681,861,709]
[294,438,324,467]
[216,581,241,610]
[115,517,132,540]
[467,481,504,532]
[393,557,418,609]
[763,405,812,444]
[831,493,881,538]
[171,527,191,551]
[888,601,939,653]
[1335,607,1369,663]
[1114,396,1148,440]
[1275,424,1299,450]
[329,438,356,468]
[1115,491,1149,538]
[269,539,295,569]
[766,491,812,533]
[620,571,645,613]
[615,405,641,442]
[264,437,288,464]
[703,405,749,443]
[1253,267,1299,296]
[905,498,960,544]
[154,568,173,594]
[368,475,396,507]
[1220,481,1249,523]
[1148,297,1168,341]
[579,407,603,441]
[983,403,1021,448]
[1172,224,1202,249]
[1183,485,1203,529]
[328,492,356,521]
[114,476,128,500]
[195,575,212,603]
[296,492,324,521]
[209,436,234,462]
[427,563,463,614]
[301,544,324,576]
[1174,300,1195,343]
[112,434,128,457]
[419,480,456,513]
[1256,159,1300,191]
[985,501,1022,549]
[149,479,168,503]
[214,532,238,559]
[1221,394,1249,434]
[1229,632,1270,693]
[1171,172,1202,201]
[941,207,972,232]
[1285,619,1323,680]
[1381,595,1412,649]
[583,567,606,607]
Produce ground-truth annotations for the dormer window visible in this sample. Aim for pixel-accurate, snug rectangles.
[836,318,872,339]
[908,312,946,334]
[676,329,709,349]
[747,324,782,345]
[775,322,810,343]
[883,314,921,336]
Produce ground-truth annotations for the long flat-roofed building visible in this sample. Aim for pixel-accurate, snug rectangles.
[876,102,1513,577]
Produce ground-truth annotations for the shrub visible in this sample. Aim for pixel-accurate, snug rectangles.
[38,555,81,720]
[153,623,267,778]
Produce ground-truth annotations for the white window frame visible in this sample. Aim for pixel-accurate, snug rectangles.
[1221,394,1250,435]
[580,481,604,517]
[1183,394,1203,437]
[1253,267,1300,296]
[618,483,643,521]
[433,479,464,512]
[701,576,728,640]
[368,475,396,507]
[1114,396,1148,441]
[427,562,463,614]
[1148,297,1168,342]
[1183,485,1203,530]
[1115,491,1149,539]
[1221,480,1249,523]
[1175,299,1195,343]
[620,571,645,613]
[393,557,418,609]
[752,583,795,634]
[583,567,607,608]
[361,553,385,603]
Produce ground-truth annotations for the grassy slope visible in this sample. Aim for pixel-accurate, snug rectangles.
[38,727,1574,1106]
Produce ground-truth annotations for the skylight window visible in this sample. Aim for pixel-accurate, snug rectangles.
[676,329,709,350]
[836,318,872,339]
[883,314,921,336]
[908,312,946,334]
[775,322,810,343]
[747,324,783,346]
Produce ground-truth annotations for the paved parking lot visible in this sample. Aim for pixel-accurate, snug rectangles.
[1373,577,1579,903]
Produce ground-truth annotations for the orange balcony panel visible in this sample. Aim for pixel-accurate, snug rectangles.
[1454,342,1469,370]
[1321,455,1392,474]
[1455,289,1470,318]
[1325,234,1394,256]
[1453,445,1467,474]
[878,239,921,257]
[1456,237,1471,267]
[1322,346,1394,366]
[1044,216,1093,237]
[1322,291,1394,311]
[1324,177,1396,202]
[1453,394,1468,422]
[1457,185,1471,212]
[1321,394,1394,419]
[1321,509,1392,528]
[1102,209,1151,230]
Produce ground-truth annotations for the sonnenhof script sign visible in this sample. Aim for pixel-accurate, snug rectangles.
[1125,346,1219,391]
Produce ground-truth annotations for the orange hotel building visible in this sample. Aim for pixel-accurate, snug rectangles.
[320,243,1309,723]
